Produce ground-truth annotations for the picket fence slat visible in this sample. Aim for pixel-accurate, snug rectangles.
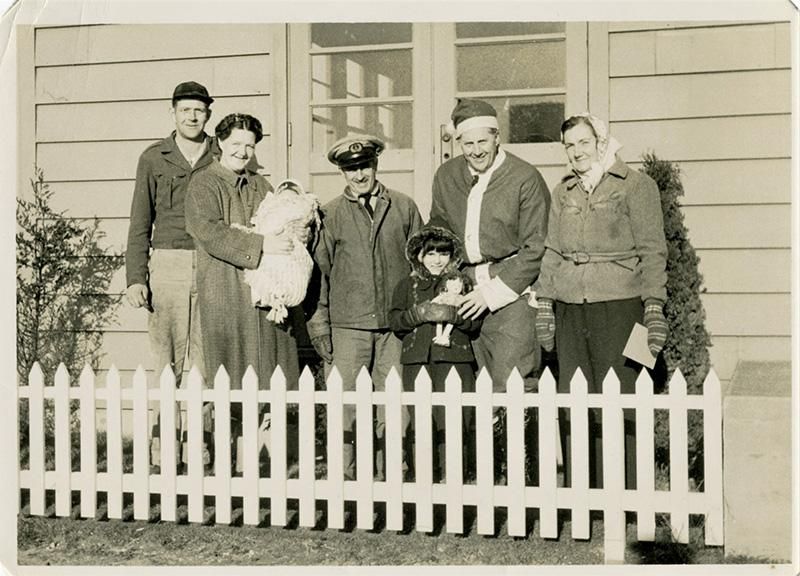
[158,367,178,522]
[106,367,124,520]
[18,361,726,564]
[132,366,149,521]
[506,370,526,537]
[354,368,374,530]
[270,367,288,527]
[79,365,97,518]
[54,365,71,518]
[444,368,464,534]
[413,369,433,533]
[242,368,261,526]
[570,368,590,540]
[669,369,690,544]
[538,369,558,539]
[298,368,316,528]
[634,369,656,542]
[601,370,626,564]
[214,367,233,525]
[474,369,494,536]
[384,370,404,531]
[326,368,344,530]
[703,370,724,546]
[28,364,46,516]
[186,368,204,524]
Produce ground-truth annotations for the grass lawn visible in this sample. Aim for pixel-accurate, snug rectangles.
[17,504,757,567]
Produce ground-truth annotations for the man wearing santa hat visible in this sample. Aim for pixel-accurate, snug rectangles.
[429,98,550,394]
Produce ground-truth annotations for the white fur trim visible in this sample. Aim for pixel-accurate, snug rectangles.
[455,115,499,139]
[477,276,521,312]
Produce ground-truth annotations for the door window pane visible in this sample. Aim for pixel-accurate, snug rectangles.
[311,23,412,48]
[312,51,413,101]
[312,104,412,153]
[456,22,565,38]
[457,41,565,92]
[480,95,565,144]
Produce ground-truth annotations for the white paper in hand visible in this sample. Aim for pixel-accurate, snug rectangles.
[622,322,656,369]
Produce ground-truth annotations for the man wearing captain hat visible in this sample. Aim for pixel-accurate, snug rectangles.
[308,133,423,481]
[430,98,551,394]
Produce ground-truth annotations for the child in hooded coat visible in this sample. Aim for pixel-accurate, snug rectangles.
[388,226,481,482]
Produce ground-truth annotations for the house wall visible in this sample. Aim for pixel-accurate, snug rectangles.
[24,24,287,381]
[604,21,793,382]
[21,21,793,385]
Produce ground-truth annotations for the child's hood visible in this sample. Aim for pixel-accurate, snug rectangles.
[405,225,464,279]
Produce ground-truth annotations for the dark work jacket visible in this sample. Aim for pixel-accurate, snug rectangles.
[388,272,481,365]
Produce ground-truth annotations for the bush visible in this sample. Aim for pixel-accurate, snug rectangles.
[639,153,712,485]
[17,169,124,456]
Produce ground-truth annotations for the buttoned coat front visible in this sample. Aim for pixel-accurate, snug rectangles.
[307,182,423,337]
[185,160,300,390]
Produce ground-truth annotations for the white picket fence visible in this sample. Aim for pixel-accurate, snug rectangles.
[17,362,723,564]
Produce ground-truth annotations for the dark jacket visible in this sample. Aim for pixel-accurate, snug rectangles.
[125,132,219,287]
[306,181,423,336]
[388,228,481,365]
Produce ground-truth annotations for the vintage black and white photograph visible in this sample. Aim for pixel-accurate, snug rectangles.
[2,0,797,573]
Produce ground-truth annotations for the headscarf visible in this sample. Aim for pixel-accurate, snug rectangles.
[564,113,623,194]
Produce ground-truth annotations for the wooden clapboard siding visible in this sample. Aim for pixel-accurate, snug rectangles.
[613,115,790,163]
[37,96,272,142]
[48,180,134,217]
[701,294,791,337]
[34,24,275,66]
[610,69,791,121]
[100,332,152,371]
[607,19,792,370]
[36,55,273,104]
[609,22,790,77]
[681,205,790,249]
[37,139,274,181]
[696,249,791,294]
[608,21,778,33]
[29,24,286,372]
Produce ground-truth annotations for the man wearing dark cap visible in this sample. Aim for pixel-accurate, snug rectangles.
[430,98,550,393]
[125,81,217,470]
[308,134,423,481]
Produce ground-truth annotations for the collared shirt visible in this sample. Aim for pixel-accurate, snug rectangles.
[464,148,507,264]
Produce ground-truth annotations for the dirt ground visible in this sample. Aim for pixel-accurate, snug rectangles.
[17,505,743,567]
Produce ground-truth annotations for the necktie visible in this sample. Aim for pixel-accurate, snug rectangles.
[359,192,374,218]
[470,174,480,188]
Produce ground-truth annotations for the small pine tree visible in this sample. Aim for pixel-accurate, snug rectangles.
[639,153,712,485]
[639,152,712,391]
[17,168,124,381]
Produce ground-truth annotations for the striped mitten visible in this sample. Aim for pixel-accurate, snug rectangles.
[643,298,668,357]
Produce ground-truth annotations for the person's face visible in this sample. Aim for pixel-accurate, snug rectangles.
[218,128,257,174]
[342,160,377,196]
[458,127,500,173]
[419,249,451,276]
[563,122,600,174]
[171,99,211,141]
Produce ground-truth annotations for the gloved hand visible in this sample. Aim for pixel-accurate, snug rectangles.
[643,298,668,357]
[535,298,555,352]
[407,301,458,325]
[311,334,333,363]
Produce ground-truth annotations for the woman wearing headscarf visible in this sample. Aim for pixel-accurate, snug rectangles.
[534,113,668,489]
